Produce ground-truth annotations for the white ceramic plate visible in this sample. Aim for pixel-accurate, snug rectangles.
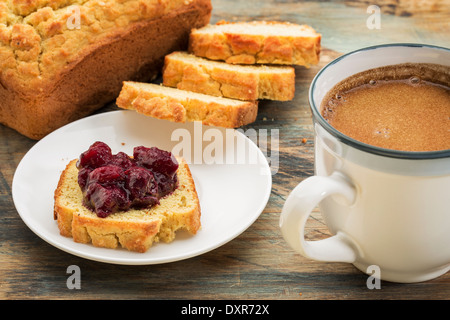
[12,110,272,265]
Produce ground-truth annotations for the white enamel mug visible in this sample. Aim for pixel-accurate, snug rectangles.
[280,44,450,283]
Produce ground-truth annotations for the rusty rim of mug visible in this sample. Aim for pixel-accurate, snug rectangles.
[309,43,450,160]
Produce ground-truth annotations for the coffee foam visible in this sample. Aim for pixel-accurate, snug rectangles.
[321,63,450,152]
[323,63,449,99]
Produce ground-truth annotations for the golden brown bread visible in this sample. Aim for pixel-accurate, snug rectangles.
[54,157,201,253]
[116,81,258,128]
[0,0,212,140]
[162,51,296,101]
[188,20,321,66]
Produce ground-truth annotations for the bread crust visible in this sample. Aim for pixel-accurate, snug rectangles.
[188,20,321,66]
[162,51,295,101]
[0,0,212,140]
[71,211,162,253]
[116,81,258,128]
[54,157,201,253]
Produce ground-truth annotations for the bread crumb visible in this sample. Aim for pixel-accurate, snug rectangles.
[301,138,307,143]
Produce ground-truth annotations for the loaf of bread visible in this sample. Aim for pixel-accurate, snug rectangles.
[162,51,295,101]
[188,20,321,66]
[116,81,258,128]
[0,0,212,140]
[54,157,201,253]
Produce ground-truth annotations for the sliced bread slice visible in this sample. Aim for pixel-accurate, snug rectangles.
[162,51,295,101]
[116,81,258,128]
[188,20,321,66]
[54,157,201,253]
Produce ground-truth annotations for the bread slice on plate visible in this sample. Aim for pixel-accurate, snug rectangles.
[188,20,321,66]
[163,51,295,101]
[54,157,201,253]
[116,81,258,128]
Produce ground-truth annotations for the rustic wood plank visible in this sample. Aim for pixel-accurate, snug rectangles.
[1,0,449,301]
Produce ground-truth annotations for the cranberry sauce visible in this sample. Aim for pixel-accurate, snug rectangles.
[76,141,179,218]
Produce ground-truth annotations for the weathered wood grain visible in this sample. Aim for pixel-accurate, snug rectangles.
[1,0,449,301]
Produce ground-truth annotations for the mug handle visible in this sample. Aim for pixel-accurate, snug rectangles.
[280,172,359,263]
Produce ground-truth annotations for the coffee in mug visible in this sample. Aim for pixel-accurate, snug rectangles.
[320,63,450,152]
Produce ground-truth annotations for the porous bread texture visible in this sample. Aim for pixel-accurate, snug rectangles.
[189,20,321,66]
[0,0,212,139]
[54,157,201,253]
[162,51,295,101]
[116,81,258,127]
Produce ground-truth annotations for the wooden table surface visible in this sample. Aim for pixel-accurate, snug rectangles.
[1,0,449,301]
